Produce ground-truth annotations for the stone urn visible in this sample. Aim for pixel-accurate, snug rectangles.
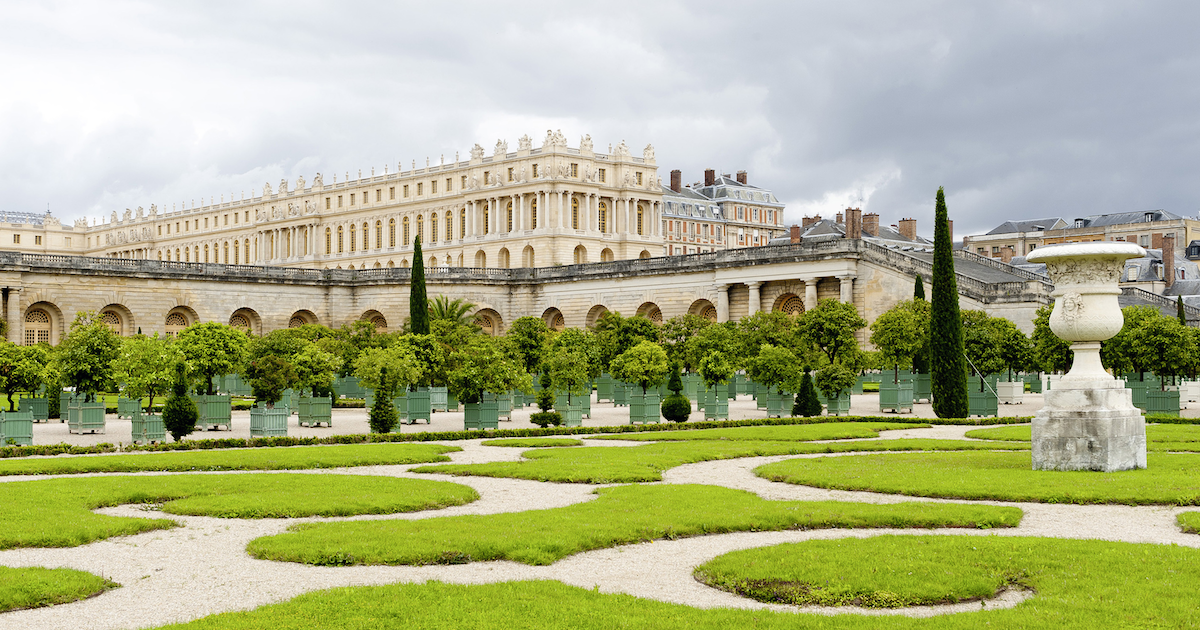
[1026,243,1146,471]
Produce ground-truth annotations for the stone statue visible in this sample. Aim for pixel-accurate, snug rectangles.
[136,206,144,219]
[643,144,655,162]
[653,176,662,190]
[470,144,485,160]
[123,208,133,222]
[613,140,630,158]
[313,173,323,187]
[541,163,553,180]
[74,218,88,229]
[263,182,273,196]
[543,129,555,148]
[623,170,632,186]
[149,204,158,216]
[494,139,508,156]
[288,203,299,217]
[111,211,118,224]
[469,174,479,190]
[554,129,567,146]
[279,178,289,195]
[295,175,305,191]
[105,233,113,245]
[584,165,595,182]
[518,134,532,151]
[117,231,127,244]
[581,134,593,152]
[519,165,527,182]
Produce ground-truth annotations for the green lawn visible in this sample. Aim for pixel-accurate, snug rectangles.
[247,484,1020,566]
[1179,512,1200,533]
[695,535,1026,608]
[480,438,583,447]
[0,443,459,476]
[757,451,1200,505]
[964,424,1200,451]
[0,566,119,613]
[587,422,925,442]
[0,473,478,550]
[414,439,1028,484]
[153,536,1200,628]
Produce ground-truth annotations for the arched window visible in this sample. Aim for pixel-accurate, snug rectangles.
[234,240,240,264]
[24,309,51,345]
[506,201,513,232]
[431,213,439,243]
[530,199,538,229]
[388,218,396,248]
[230,314,250,330]
[375,221,382,249]
[483,205,490,235]
[362,222,368,251]
[203,244,209,263]
[637,204,645,236]
[223,242,229,263]
[599,201,608,233]
[99,310,122,335]
[244,240,250,263]
[349,225,356,252]
[460,208,466,237]
[445,211,452,241]
[165,312,188,338]
[417,215,424,242]
[337,226,344,253]
[324,229,331,255]
[403,217,410,244]
[571,197,579,230]
[175,248,181,261]
[194,246,200,262]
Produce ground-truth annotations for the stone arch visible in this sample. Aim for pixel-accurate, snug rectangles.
[522,245,535,268]
[429,256,437,268]
[229,308,261,335]
[474,308,503,336]
[289,309,318,328]
[498,247,510,269]
[639,250,651,259]
[585,304,609,329]
[573,245,587,264]
[374,262,382,269]
[689,299,718,322]
[772,293,805,316]
[636,301,663,324]
[542,307,565,331]
[23,301,62,345]
[601,248,614,262]
[445,255,453,266]
[387,260,395,268]
[165,305,198,338]
[475,250,487,268]
[362,310,388,332]
[99,303,134,336]
[401,259,409,268]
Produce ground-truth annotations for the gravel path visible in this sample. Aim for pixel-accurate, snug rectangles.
[0,425,1196,629]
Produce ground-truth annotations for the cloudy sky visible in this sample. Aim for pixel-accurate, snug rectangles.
[2,1,1197,238]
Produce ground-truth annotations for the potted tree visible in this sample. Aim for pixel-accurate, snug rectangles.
[393,334,445,424]
[162,363,199,443]
[660,363,692,423]
[698,351,733,420]
[800,299,866,415]
[793,368,823,417]
[447,337,529,430]
[549,328,601,418]
[746,344,801,417]
[529,373,562,427]
[608,340,670,424]
[1131,313,1194,416]
[868,300,928,413]
[962,310,1003,418]
[113,333,179,444]
[244,355,297,437]
[176,322,247,429]
[993,319,1033,404]
[292,342,342,427]
[815,362,857,416]
[51,312,120,435]
[1,344,50,421]
[544,345,589,427]
[354,345,422,427]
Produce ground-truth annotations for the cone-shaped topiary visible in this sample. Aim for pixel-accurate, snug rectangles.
[661,362,691,422]
[793,369,823,417]
[1179,295,1187,326]
[929,187,968,418]
[914,275,925,300]
[162,363,199,442]
[368,367,398,434]
[410,236,429,335]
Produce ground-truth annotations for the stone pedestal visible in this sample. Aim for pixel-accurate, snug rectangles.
[1032,379,1146,471]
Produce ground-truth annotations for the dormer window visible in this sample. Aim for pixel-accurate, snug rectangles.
[1074,218,1085,228]
[1145,212,1156,222]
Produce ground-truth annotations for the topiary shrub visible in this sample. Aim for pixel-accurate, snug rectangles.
[793,370,823,417]
[530,411,563,427]
[661,363,691,422]
[536,372,555,412]
[368,367,398,434]
[162,363,199,442]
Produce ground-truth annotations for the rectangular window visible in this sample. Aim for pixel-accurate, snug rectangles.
[204,218,209,229]
[175,222,180,232]
[157,226,162,236]
[389,187,395,200]
[482,173,489,187]
[570,163,578,177]
[403,185,409,198]
[224,214,229,225]
[338,195,343,208]
[65,237,71,247]
[12,235,19,244]
[376,189,382,202]
[417,183,423,195]
[195,220,199,230]
[446,178,452,191]
[598,168,606,183]
[532,164,539,178]
[350,193,356,205]
[992,246,1000,254]
[978,247,986,254]
[234,213,239,224]
[34,235,42,245]
[461,176,466,189]
[636,172,643,185]
[508,167,514,182]
[245,211,249,222]
[431,180,437,194]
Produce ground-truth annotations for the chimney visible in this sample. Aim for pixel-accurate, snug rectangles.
[1000,246,1014,263]
[790,224,801,243]
[948,220,954,244]
[897,218,917,241]
[704,168,715,186]
[736,170,747,185]
[669,169,681,193]
[862,212,879,237]
[1152,233,1163,250]
[802,215,816,228]
[845,207,862,239]
[836,212,844,224]
[1164,233,1176,287]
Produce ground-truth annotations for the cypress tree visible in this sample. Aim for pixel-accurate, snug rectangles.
[409,236,429,335]
[929,187,968,418]
[914,275,925,300]
[793,370,823,417]
[1178,296,1187,326]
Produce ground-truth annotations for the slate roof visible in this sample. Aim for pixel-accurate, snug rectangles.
[1063,209,1183,228]
[984,218,1066,235]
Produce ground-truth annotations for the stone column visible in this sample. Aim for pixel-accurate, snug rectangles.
[6,287,22,344]
[517,194,524,231]
[838,274,856,303]
[804,278,819,311]
[716,284,730,323]
[747,281,762,315]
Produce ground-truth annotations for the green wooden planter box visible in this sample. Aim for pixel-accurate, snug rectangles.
[19,396,49,422]
[1127,381,1150,411]
[221,373,253,397]
[446,392,459,412]
[734,373,752,396]
[754,382,768,409]
[704,382,730,420]
[464,397,501,430]
[430,386,449,411]
[554,393,584,427]
[824,391,852,416]
[495,390,512,421]
[130,411,165,444]
[393,393,409,423]
[683,374,702,405]
[764,387,789,418]
[629,389,661,424]
[581,386,592,418]
[596,374,614,403]
[613,382,631,407]
[967,377,998,417]
[1146,388,1181,416]
[913,373,932,402]
[191,394,232,431]
[1024,373,1043,393]
[68,399,106,434]
[0,411,34,446]
[59,391,75,423]
[365,391,375,408]
[407,388,432,424]
[298,395,333,427]
[283,389,299,415]
[116,397,141,419]
[249,405,289,437]
[878,379,914,413]
[333,376,367,399]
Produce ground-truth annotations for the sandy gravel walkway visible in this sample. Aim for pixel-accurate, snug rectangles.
[0,425,1195,629]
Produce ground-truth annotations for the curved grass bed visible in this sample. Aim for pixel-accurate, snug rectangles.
[414,439,1028,484]
[587,422,925,442]
[0,474,478,550]
[480,438,583,448]
[151,537,1200,628]
[965,424,1200,452]
[0,443,460,476]
[695,535,1028,608]
[757,451,1200,505]
[0,566,119,613]
[247,484,1020,566]
[1179,512,1200,534]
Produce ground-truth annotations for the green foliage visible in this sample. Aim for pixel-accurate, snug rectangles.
[801,298,866,364]
[814,361,857,399]
[428,295,477,325]
[176,322,249,395]
[1180,295,1188,325]
[1132,314,1197,388]
[757,451,1200,505]
[666,363,683,394]
[548,327,602,380]
[480,438,582,447]
[960,309,1005,377]
[543,345,589,402]
[607,340,670,394]
[0,343,49,411]
[112,333,180,410]
[51,311,121,400]
[588,422,921,442]
[354,345,422,392]
[686,323,739,374]
[697,350,733,388]
[247,484,1019,566]
[661,364,690,422]
[993,316,1033,380]
[529,411,563,427]
[868,299,929,378]
[445,336,529,404]
[914,274,925,300]
[793,370,822,417]
[734,311,799,365]
[289,343,343,395]
[1032,303,1072,373]
[594,311,659,370]
[929,186,968,417]
[659,313,712,371]
[245,355,297,407]
[410,236,430,335]
[535,372,555,412]
[506,316,552,372]
[745,344,800,393]
[368,367,399,434]
[162,363,198,442]
[0,566,118,613]
[392,333,447,387]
